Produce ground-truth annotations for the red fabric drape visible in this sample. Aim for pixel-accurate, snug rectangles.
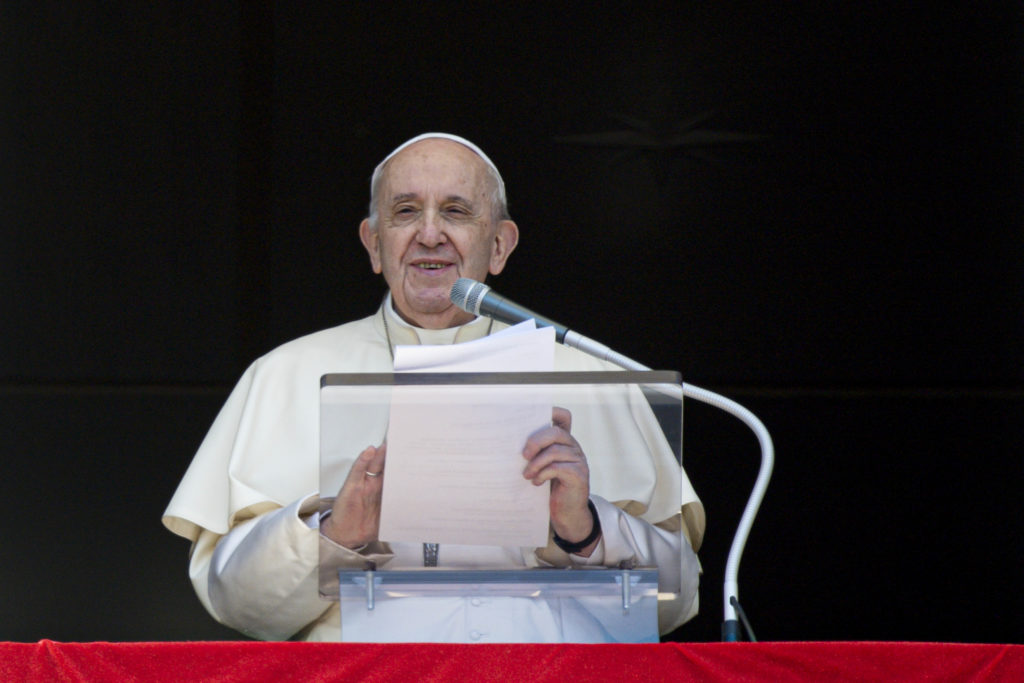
[1,641,1021,682]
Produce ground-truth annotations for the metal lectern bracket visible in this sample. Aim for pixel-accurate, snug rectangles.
[365,569,375,610]
[615,570,642,613]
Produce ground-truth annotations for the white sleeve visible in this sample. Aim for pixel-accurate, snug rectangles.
[536,495,700,634]
[189,496,329,640]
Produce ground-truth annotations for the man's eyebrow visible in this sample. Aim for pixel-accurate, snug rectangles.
[387,193,477,207]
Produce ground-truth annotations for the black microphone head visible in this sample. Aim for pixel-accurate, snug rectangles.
[450,278,488,315]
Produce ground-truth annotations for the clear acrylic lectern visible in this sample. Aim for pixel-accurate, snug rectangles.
[319,371,683,643]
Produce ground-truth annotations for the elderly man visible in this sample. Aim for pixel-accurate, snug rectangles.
[163,133,704,642]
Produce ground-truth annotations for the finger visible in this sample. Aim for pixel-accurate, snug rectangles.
[552,406,572,432]
[365,441,387,477]
[351,445,377,475]
[345,444,386,486]
[523,409,574,460]
[529,461,588,488]
[522,443,584,479]
[522,424,574,460]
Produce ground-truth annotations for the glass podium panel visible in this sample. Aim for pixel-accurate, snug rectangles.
[337,567,659,643]
[319,371,683,643]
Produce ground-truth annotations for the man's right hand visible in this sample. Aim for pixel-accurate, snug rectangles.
[320,442,387,549]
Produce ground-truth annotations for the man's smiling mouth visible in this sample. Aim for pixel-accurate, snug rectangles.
[413,261,452,271]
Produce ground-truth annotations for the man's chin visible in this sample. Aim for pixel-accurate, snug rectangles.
[394,290,468,328]
[404,287,453,311]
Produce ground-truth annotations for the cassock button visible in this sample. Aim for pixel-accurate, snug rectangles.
[469,630,482,641]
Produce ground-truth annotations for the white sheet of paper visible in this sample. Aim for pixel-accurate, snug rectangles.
[378,322,554,547]
[392,319,548,372]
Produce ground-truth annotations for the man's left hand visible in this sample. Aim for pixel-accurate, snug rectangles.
[522,407,599,557]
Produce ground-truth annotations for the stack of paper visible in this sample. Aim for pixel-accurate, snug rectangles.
[378,322,556,547]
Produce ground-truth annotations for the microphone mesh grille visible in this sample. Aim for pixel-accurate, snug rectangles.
[465,281,486,313]
[450,278,481,313]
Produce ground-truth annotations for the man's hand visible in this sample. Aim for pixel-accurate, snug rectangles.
[522,407,599,557]
[320,442,387,549]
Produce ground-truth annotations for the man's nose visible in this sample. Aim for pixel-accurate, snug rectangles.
[416,211,447,246]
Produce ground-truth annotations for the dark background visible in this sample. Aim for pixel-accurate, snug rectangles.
[2,3,1021,643]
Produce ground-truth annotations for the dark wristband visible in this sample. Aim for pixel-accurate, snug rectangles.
[552,499,602,554]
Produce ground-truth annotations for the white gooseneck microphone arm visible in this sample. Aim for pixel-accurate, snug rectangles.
[578,343,773,642]
[450,278,774,641]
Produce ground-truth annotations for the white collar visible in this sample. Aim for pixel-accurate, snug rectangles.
[382,292,491,346]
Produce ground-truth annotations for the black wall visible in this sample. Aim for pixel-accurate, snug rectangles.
[3,3,1021,643]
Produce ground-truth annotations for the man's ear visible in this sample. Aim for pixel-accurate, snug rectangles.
[359,218,383,274]
[488,219,519,275]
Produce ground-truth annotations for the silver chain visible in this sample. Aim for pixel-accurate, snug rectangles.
[422,542,439,567]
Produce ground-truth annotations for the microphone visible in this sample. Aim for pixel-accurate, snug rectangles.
[449,278,569,342]
[450,277,632,366]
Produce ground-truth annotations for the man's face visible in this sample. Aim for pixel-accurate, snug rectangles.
[360,138,518,329]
